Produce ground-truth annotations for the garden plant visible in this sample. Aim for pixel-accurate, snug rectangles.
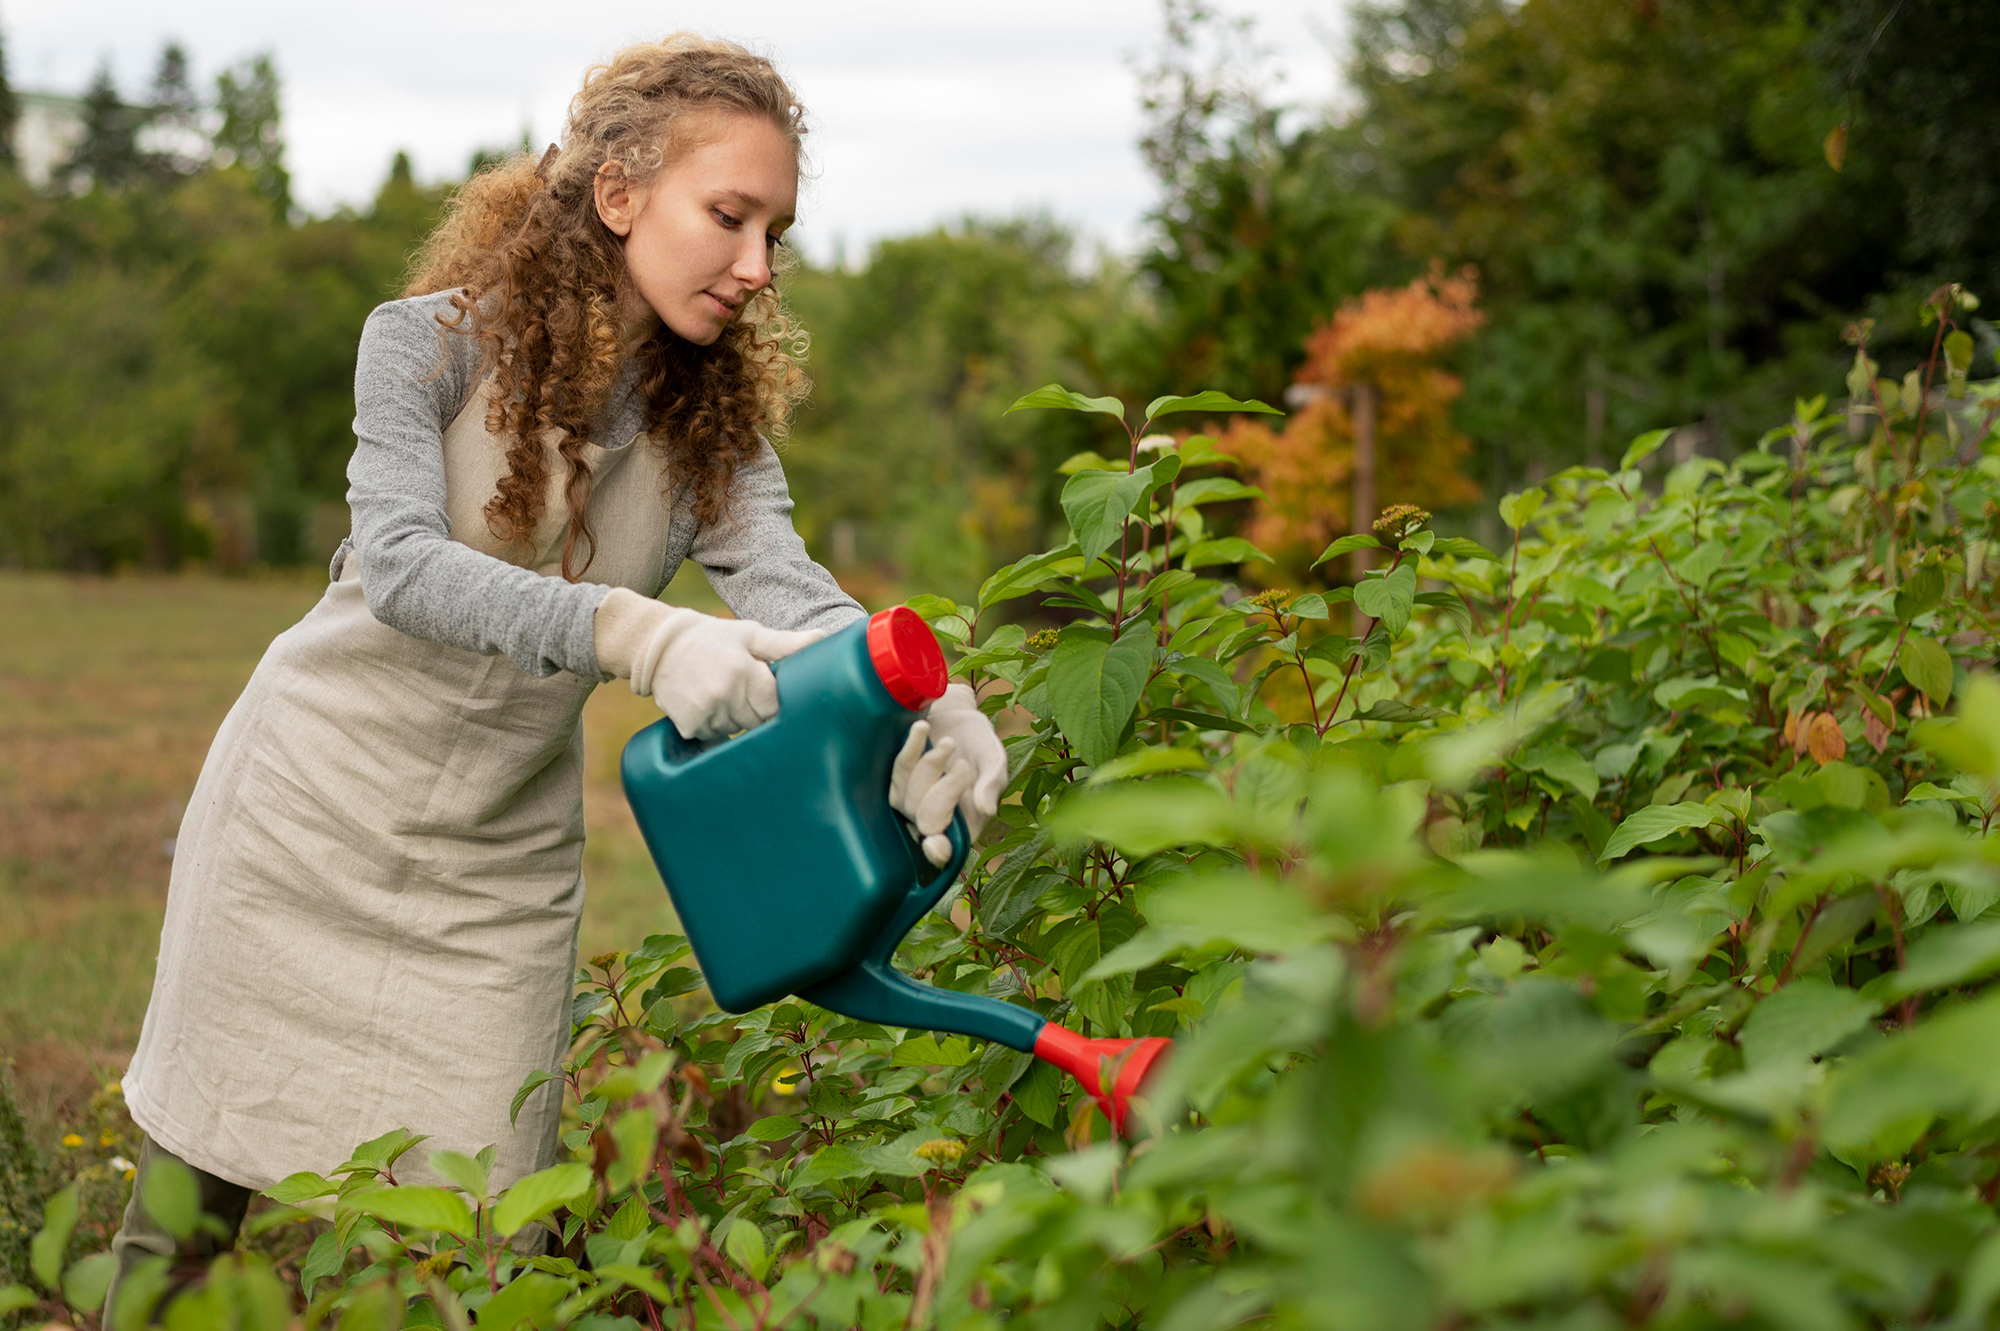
[11,285,2000,1329]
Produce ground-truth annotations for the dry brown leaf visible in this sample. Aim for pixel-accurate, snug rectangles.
[1806,711,1848,764]
[1864,707,1892,753]
[1784,707,1805,753]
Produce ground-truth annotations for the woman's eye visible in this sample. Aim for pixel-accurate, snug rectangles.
[712,208,742,228]
[766,233,784,249]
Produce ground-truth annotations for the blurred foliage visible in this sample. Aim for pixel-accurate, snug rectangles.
[6,4,1997,584]
[1115,0,2000,497]
[0,1063,46,1300]
[0,38,442,572]
[780,220,1119,599]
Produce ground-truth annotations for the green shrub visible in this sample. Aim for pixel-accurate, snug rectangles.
[0,1063,48,1297]
[15,287,2000,1329]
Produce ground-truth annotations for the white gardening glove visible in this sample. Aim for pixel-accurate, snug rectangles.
[888,684,1007,867]
[594,587,823,741]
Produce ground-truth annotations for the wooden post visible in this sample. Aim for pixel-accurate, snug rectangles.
[1349,382,1378,574]
[1349,381,1377,635]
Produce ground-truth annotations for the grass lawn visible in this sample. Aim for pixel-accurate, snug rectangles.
[0,566,730,1145]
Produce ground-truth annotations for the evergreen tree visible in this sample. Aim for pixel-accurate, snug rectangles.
[213,53,289,212]
[61,62,147,190]
[1819,0,2000,300]
[0,20,18,172]
[142,40,207,181]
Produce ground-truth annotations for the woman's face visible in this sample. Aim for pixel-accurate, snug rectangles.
[594,113,798,347]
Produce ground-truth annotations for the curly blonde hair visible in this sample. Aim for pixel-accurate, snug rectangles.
[402,35,812,581]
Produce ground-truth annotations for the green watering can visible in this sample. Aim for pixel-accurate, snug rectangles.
[621,607,1168,1132]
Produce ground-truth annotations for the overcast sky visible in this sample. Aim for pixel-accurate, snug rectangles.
[5,1,1349,264]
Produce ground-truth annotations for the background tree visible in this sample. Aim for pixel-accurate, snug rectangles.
[212,53,288,214]
[59,63,146,192]
[141,42,207,183]
[1119,0,1401,407]
[1219,263,1484,576]
[1819,0,2000,301]
[0,21,17,173]
[782,218,1115,597]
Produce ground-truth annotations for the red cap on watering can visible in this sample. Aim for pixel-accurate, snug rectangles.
[867,607,949,709]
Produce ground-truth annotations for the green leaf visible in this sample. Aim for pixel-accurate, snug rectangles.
[1010,1060,1064,1127]
[1427,536,1499,562]
[1887,920,2000,995]
[597,1263,675,1304]
[1895,564,1946,623]
[1901,635,1954,706]
[345,1185,476,1238]
[426,1149,491,1204]
[1598,802,1727,862]
[891,1035,977,1068]
[1047,624,1153,767]
[1152,706,1257,734]
[30,1186,78,1291]
[141,1152,199,1243]
[1519,743,1599,800]
[1143,390,1282,423]
[336,1128,428,1177]
[744,1115,802,1142]
[491,1163,593,1238]
[1738,980,1876,1067]
[299,1229,344,1301]
[1620,428,1673,471]
[1312,533,1381,567]
[978,545,1084,610]
[1349,700,1450,724]
[1056,450,1126,474]
[1654,676,1749,711]
[1906,781,1978,805]
[476,1271,569,1331]
[263,1171,338,1204]
[1353,564,1418,636]
[1183,537,1273,568]
[1061,457,1178,567]
[1086,745,1208,784]
[59,1252,113,1314]
[793,1146,871,1190]
[1172,477,1265,509]
[1052,778,1236,856]
[509,1069,559,1128]
[1005,383,1126,419]
[1498,488,1546,531]
[723,1219,770,1284]
[0,1287,36,1316]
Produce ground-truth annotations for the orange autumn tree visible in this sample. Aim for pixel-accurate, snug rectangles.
[1220,264,1485,575]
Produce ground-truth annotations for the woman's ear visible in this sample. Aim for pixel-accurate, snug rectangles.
[593,164,637,237]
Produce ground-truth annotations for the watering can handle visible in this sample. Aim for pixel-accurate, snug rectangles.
[866,812,971,967]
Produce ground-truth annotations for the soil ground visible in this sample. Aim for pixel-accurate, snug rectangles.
[0,566,730,1147]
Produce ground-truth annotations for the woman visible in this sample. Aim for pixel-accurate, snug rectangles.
[108,34,1005,1284]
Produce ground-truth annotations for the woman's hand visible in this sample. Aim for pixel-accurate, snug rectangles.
[596,589,822,740]
[889,684,1007,867]
[639,613,825,740]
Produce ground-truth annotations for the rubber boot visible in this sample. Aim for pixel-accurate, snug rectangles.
[103,1137,251,1326]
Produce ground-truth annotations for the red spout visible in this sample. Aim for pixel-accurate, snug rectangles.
[1032,1025,1171,1135]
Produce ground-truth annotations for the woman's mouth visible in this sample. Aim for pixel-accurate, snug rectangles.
[705,292,738,318]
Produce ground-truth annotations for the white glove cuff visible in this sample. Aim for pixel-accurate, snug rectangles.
[593,588,689,693]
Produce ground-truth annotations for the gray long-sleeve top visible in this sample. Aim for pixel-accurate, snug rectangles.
[332,291,863,678]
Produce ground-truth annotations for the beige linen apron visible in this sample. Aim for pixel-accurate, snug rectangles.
[124,378,671,1195]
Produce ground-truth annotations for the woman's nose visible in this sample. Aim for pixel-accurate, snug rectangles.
[732,240,771,292]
